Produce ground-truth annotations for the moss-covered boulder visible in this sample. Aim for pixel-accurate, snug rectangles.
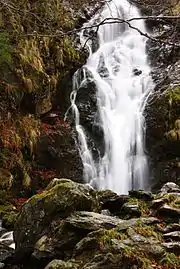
[14,178,99,257]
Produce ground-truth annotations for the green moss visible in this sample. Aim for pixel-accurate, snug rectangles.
[119,244,152,269]
[160,253,180,268]
[2,210,18,229]
[166,87,180,129]
[0,203,18,229]
[127,197,150,216]
[0,32,12,65]
[100,229,127,246]
[63,37,80,62]
[134,224,161,240]
[172,3,180,15]
[127,197,139,204]
[168,87,180,104]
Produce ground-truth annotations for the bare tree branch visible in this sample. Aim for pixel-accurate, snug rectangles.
[19,16,180,48]
[0,0,179,48]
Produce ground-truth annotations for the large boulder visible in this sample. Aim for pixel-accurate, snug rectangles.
[14,179,99,257]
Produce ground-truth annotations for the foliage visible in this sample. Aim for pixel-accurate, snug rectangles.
[0,115,40,191]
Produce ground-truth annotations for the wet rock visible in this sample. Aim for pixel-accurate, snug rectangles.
[117,217,159,231]
[100,209,111,216]
[44,259,79,269]
[160,182,180,194]
[151,198,167,209]
[129,190,153,201]
[32,235,55,261]
[0,228,6,238]
[66,211,122,231]
[0,231,14,248]
[133,68,142,76]
[163,231,180,241]
[83,253,117,269]
[127,228,149,243]
[121,203,141,217]
[74,237,99,256]
[14,179,99,257]
[32,218,86,262]
[141,244,165,258]
[162,242,180,255]
[110,239,128,252]
[0,243,14,263]
[72,71,105,160]
[36,123,83,183]
[98,190,129,214]
[158,204,180,219]
[162,223,180,233]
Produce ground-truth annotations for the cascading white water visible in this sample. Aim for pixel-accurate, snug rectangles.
[67,0,154,194]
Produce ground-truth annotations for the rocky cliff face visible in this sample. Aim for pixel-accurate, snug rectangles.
[0,0,104,203]
[131,0,180,190]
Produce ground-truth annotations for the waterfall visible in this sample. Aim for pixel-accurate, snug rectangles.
[67,0,154,194]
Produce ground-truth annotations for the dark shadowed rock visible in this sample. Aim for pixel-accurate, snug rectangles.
[0,243,14,263]
[73,237,99,256]
[129,190,153,201]
[98,190,129,214]
[162,223,180,233]
[35,123,83,182]
[163,231,180,241]
[151,198,168,209]
[121,203,141,217]
[162,242,180,255]
[157,204,180,219]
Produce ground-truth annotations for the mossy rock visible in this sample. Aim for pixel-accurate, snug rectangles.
[45,259,79,269]
[14,178,99,257]
[0,203,18,229]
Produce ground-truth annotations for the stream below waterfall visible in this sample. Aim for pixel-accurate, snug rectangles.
[67,0,154,194]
